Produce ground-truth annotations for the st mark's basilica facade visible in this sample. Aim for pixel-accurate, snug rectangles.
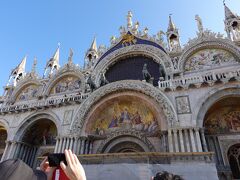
[0,4,240,180]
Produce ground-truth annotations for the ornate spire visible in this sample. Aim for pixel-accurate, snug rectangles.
[16,55,27,74]
[167,14,176,32]
[84,37,99,69]
[166,15,181,52]
[89,37,97,52]
[44,44,60,77]
[224,3,238,20]
[7,56,27,86]
[224,3,240,41]
[52,44,60,63]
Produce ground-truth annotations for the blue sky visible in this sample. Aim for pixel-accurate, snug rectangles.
[0,0,240,94]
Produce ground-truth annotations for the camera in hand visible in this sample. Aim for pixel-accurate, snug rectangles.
[48,153,67,167]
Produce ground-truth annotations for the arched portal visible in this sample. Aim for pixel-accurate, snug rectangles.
[100,135,152,154]
[227,144,240,179]
[14,116,58,167]
[108,141,144,153]
[0,125,7,159]
[203,96,240,178]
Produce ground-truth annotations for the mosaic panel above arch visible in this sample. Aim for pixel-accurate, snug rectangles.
[16,84,39,101]
[184,48,238,72]
[204,97,240,135]
[50,76,82,94]
[85,96,159,136]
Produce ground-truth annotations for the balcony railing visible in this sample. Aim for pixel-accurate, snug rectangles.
[0,93,89,114]
[159,66,240,90]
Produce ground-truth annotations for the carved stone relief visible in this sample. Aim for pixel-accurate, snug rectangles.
[63,110,74,125]
[185,48,237,72]
[175,96,191,114]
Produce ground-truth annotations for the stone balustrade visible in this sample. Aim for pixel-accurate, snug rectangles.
[159,66,240,90]
[0,93,89,114]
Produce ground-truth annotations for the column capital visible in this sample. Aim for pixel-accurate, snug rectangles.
[172,129,178,133]
[199,127,205,133]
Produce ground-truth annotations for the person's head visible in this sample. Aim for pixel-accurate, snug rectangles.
[0,159,47,180]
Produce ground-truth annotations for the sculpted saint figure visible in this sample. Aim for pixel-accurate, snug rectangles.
[195,14,204,34]
[142,63,151,83]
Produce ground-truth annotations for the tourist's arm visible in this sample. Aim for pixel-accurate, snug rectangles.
[60,149,86,180]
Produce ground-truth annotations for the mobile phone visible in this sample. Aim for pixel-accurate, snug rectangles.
[48,153,67,167]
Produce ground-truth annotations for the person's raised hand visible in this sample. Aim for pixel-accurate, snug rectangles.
[60,149,86,180]
[39,157,56,180]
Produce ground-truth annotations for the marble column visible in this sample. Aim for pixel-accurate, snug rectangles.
[200,128,208,152]
[29,147,37,168]
[213,136,224,165]
[189,128,196,152]
[76,138,81,154]
[23,145,29,162]
[7,141,16,159]
[194,128,203,152]
[73,137,78,153]
[89,141,93,154]
[179,129,185,152]
[168,129,173,152]
[54,138,60,153]
[66,138,70,150]
[21,145,28,162]
[80,138,85,154]
[184,129,190,152]
[173,129,179,152]
[18,143,24,159]
[61,137,66,153]
[69,137,74,151]
[1,141,10,162]
[27,147,34,165]
[84,140,89,154]
[13,142,21,159]
[57,138,63,153]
